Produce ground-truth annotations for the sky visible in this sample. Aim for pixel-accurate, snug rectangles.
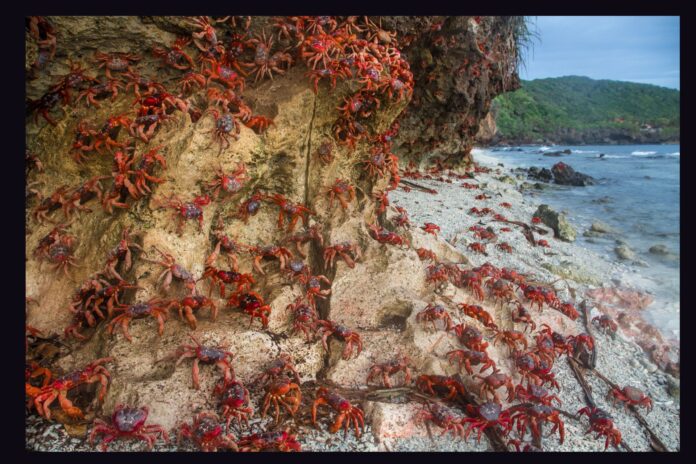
[519,16,680,90]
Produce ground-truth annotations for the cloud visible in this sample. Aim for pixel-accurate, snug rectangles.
[521,16,680,89]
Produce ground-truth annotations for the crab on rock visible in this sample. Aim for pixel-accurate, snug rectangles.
[89,405,169,451]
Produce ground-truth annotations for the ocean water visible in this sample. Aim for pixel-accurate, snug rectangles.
[479,144,680,340]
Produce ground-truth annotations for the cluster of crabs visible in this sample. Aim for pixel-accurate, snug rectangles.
[26,16,655,452]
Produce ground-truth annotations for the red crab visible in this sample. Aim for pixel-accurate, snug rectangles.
[76,78,123,108]
[312,387,365,438]
[425,261,450,284]
[592,315,618,334]
[37,230,80,277]
[608,386,653,413]
[177,411,238,452]
[228,291,272,328]
[493,330,529,354]
[245,31,293,83]
[90,405,169,451]
[537,324,573,358]
[568,333,596,368]
[366,355,412,388]
[392,206,412,229]
[416,303,454,331]
[315,320,362,360]
[422,222,440,236]
[238,430,301,452]
[306,63,351,94]
[416,375,467,401]
[269,193,315,232]
[551,301,579,320]
[325,178,356,211]
[313,140,334,164]
[123,70,167,99]
[248,244,293,275]
[128,111,172,142]
[323,242,362,269]
[256,353,302,386]
[474,370,515,403]
[103,228,145,281]
[299,273,332,306]
[261,378,302,424]
[457,303,498,330]
[487,279,517,305]
[416,247,438,262]
[207,229,249,269]
[511,303,537,333]
[145,246,197,293]
[204,109,241,153]
[509,403,565,444]
[213,378,253,429]
[203,60,246,91]
[450,324,489,352]
[174,335,235,390]
[300,33,341,70]
[577,407,622,450]
[447,349,497,376]
[156,193,211,234]
[286,296,319,341]
[496,242,513,253]
[94,51,141,79]
[462,401,514,443]
[237,191,266,223]
[152,37,196,70]
[128,147,167,197]
[106,298,171,342]
[178,71,206,95]
[455,270,485,301]
[368,224,409,247]
[531,216,542,224]
[468,242,487,255]
[417,402,467,437]
[537,239,550,248]
[200,265,255,298]
[168,295,218,330]
[519,285,546,311]
[284,224,324,258]
[33,357,113,420]
[514,384,561,407]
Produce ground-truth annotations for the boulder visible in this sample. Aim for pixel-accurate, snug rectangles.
[649,244,670,255]
[614,244,635,260]
[533,204,577,242]
[551,162,595,186]
[527,166,554,183]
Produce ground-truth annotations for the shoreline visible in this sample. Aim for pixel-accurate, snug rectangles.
[25,150,680,452]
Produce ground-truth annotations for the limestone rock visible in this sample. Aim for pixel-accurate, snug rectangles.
[533,204,577,242]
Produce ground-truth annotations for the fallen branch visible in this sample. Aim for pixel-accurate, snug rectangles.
[399,179,438,194]
[492,218,539,246]
[567,357,596,408]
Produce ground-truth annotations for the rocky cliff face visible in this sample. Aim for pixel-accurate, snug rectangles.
[25,16,522,443]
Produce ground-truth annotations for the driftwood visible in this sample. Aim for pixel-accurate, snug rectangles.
[492,218,547,246]
[399,179,438,194]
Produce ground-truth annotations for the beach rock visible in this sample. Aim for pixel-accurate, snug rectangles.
[543,149,571,157]
[551,162,595,186]
[590,221,616,234]
[527,166,554,183]
[497,175,516,185]
[649,244,670,255]
[533,204,577,242]
[614,244,636,261]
